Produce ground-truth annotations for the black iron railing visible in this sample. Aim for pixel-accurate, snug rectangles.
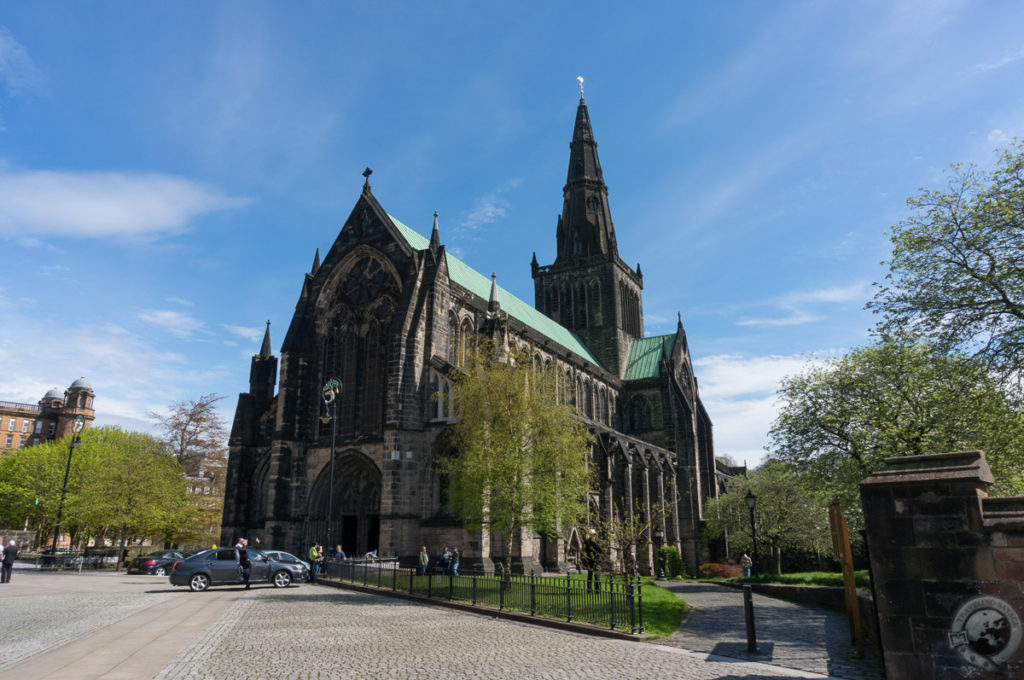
[321,559,644,634]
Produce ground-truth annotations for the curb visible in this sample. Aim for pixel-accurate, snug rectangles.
[315,578,651,642]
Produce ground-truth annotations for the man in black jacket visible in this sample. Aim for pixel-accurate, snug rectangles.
[2,540,17,583]
[238,538,251,589]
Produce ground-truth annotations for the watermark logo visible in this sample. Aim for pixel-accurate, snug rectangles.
[948,596,1021,673]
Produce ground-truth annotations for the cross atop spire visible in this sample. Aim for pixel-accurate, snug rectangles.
[362,167,373,192]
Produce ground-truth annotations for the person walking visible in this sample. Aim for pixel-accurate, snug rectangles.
[740,553,753,578]
[238,538,252,589]
[2,540,18,583]
[418,546,429,576]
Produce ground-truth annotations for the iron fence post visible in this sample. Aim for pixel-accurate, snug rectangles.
[566,572,572,622]
[409,569,413,594]
[609,576,617,630]
[392,561,397,591]
[499,575,506,610]
[472,573,477,605]
[427,571,432,598]
[448,572,453,601]
[530,570,536,616]
[626,577,636,633]
[636,575,645,634]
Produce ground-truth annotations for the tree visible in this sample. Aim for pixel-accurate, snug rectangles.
[769,338,1024,522]
[703,460,831,575]
[0,426,199,550]
[590,498,673,577]
[869,140,1024,377]
[151,393,228,480]
[443,346,592,577]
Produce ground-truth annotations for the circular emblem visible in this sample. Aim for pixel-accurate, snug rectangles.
[948,596,1022,672]
[72,415,85,433]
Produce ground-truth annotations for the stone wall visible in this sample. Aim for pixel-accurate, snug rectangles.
[860,451,1024,679]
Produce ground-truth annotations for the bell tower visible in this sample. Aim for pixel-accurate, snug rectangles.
[532,84,644,376]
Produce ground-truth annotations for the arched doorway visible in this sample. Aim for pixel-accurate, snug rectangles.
[307,450,381,556]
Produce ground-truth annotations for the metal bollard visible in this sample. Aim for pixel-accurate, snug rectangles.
[743,585,757,653]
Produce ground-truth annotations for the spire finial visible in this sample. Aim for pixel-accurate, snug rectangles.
[362,167,373,190]
[488,272,500,312]
[259,320,272,358]
[429,210,441,252]
[576,75,584,101]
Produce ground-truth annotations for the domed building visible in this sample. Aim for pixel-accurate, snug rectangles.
[0,378,96,450]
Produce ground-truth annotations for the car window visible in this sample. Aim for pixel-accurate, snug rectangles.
[216,549,237,561]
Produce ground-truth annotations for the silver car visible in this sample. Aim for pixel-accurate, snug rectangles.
[169,548,306,591]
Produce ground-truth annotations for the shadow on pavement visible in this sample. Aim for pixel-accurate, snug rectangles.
[710,641,775,661]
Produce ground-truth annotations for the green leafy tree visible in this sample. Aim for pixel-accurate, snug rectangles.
[869,140,1024,376]
[443,346,592,577]
[769,339,1024,520]
[703,460,831,575]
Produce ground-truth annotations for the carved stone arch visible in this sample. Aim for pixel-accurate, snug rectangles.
[307,449,381,555]
[316,245,402,318]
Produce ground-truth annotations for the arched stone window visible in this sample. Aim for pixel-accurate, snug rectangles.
[459,318,473,366]
[625,395,652,433]
[447,313,458,364]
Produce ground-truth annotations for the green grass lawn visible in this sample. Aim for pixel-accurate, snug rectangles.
[719,570,871,589]
[327,569,687,638]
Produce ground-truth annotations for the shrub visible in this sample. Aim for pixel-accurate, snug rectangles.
[699,561,742,579]
[658,545,686,579]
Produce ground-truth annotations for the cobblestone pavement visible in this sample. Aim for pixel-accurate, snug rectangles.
[0,569,175,672]
[154,587,833,680]
[656,582,883,680]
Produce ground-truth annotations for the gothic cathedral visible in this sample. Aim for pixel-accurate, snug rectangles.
[222,95,727,575]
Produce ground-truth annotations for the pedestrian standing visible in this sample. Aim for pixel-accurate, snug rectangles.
[308,543,321,581]
[740,553,752,578]
[418,546,429,576]
[451,547,460,576]
[238,538,252,589]
[2,540,18,583]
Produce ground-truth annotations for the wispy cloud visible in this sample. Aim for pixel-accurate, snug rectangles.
[138,309,207,339]
[458,179,522,233]
[737,281,871,328]
[222,323,263,344]
[166,296,194,307]
[974,46,1024,73]
[0,170,248,240]
[0,27,45,95]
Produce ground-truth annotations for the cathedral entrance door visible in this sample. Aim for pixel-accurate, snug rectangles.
[308,450,381,555]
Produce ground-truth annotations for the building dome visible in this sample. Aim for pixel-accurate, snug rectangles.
[69,377,92,391]
[43,387,63,401]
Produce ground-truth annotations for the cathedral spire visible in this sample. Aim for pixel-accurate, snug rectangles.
[429,210,441,253]
[557,83,618,263]
[259,320,272,358]
[488,272,500,313]
[311,248,320,275]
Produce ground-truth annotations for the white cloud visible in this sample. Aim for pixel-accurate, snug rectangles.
[138,309,207,339]
[737,281,871,328]
[0,27,45,96]
[166,296,194,307]
[989,129,1011,144]
[457,179,522,234]
[0,170,248,240]
[693,352,831,467]
[222,323,263,344]
[974,47,1024,74]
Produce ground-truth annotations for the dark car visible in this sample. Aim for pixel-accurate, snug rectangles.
[169,547,306,591]
[127,550,191,576]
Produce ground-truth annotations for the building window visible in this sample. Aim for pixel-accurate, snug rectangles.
[7,419,14,431]
[18,437,26,449]
[32,437,39,446]
[34,421,42,434]
[21,420,29,433]
[49,422,56,435]
[4,434,11,448]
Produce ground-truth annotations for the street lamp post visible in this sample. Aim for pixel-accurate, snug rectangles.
[321,378,342,548]
[745,489,758,576]
[51,415,85,560]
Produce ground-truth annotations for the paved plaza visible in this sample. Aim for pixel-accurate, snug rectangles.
[0,566,871,680]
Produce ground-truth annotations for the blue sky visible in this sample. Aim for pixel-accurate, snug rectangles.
[2,2,1023,466]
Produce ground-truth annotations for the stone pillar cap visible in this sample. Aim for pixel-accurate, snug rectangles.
[859,451,994,487]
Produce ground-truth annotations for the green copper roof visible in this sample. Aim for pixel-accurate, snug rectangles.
[388,215,603,368]
[623,334,675,380]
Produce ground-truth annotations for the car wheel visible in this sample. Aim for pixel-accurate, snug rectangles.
[155,567,167,577]
[273,570,292,588]
[189,573,210,592]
